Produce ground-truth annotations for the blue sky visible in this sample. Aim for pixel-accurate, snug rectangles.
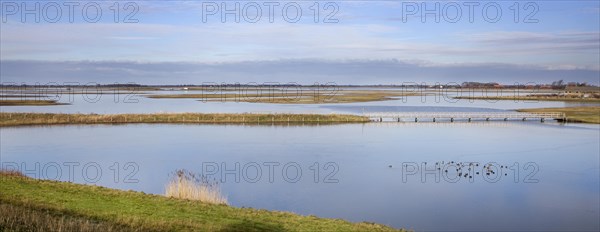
[1,1,599,84]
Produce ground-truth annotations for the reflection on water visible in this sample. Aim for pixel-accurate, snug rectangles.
[1,122,598,231]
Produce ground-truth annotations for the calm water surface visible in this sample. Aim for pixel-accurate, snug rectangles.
[2,92,599,231]
[2,90,598,114]
[1,122,598,231]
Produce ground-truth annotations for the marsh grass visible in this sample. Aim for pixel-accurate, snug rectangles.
[455,96,600,103]
[0,100,67,106]
[147,90,416,104]
[0,112,369,127]
[165,170,228,205]
[518,106,600,124]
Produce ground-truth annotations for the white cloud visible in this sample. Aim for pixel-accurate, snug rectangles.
[1,21,598,70]
[1,60,598,85]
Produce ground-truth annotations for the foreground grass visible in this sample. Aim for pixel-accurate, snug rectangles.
[454,96,600,103]
[146,90,415,104]
[0,100,67,106]
[0,113,369,127]
[518,107,600,124]
[0,173,403,231]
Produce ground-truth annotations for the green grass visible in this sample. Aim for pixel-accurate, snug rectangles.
[0,100,67,106]
[0,113,370,127]
[0,173,404,231]
[518,107,600,124]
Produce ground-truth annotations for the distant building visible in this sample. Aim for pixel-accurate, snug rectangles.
[564,86,600,94]
[564,86,600,98]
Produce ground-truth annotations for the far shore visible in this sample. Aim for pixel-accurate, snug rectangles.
[455,96,600,103]
[146,90,418,104]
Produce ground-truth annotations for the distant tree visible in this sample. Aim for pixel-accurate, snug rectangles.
[551,80,566,89]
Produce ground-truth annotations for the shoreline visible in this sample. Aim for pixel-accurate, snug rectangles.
[2,107,598,127]
[0,172,403,231]
[0,112,370,127]
[455,96,600,103]
[517,106,600,124]
[0,100,69,106]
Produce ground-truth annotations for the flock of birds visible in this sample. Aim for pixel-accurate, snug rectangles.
[392,161,510,179]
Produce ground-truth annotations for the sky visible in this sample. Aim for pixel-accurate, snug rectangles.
[1,0,599,85]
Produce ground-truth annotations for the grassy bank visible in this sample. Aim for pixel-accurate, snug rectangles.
[518,107,600,124]
[146,90,414,104]
[454,96,600,103]
[0,100,67,106]
[0,113,369,127]
[0,172,403,231]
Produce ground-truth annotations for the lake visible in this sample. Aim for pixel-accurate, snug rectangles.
[1,92,599,231]
[1,121,598,231]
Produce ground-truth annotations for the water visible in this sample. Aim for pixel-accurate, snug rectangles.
[2,90,599,230]
[1,90,598,114]
[1,122,599,231]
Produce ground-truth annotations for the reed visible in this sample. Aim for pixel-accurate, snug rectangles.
[165,170,228,205]
[0,169,26,177]
[518,106,600,124]
[0,112,369,127]
[0,100,67,106]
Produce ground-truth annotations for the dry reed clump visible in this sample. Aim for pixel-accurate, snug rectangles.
[0,169,26,177]
[165,170,228,205]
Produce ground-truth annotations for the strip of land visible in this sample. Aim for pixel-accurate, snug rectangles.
[146,90,416,104]
[517,107,600,124]
[0,95,51,98]
[454,96,600,103]
[0,113,369,127]
[0,172,403,231]
[0,100,67,106]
